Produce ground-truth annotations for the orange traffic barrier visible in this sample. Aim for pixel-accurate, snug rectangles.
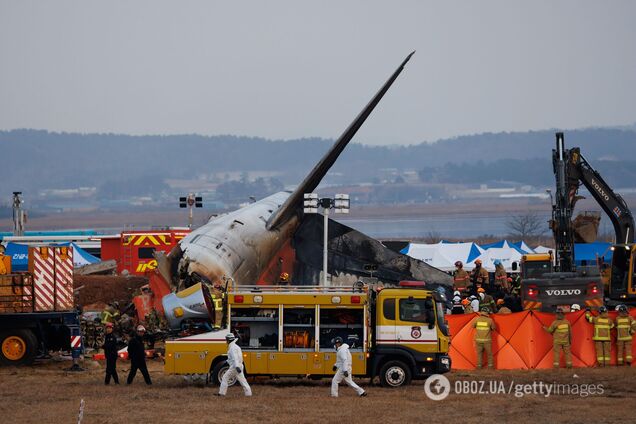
[448,309,636,369]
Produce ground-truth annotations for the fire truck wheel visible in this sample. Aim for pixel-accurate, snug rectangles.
[379,360,411,388]
[210,361,236,387]
[0,329,38,366]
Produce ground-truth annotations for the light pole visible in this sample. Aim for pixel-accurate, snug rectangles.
[179,193,203,228]
[303,193,350,286]
[12,192,25,236]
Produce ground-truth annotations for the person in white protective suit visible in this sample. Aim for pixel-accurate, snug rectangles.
[331,336,367,397]
[218,333,252,397]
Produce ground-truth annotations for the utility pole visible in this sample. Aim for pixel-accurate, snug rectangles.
[303,193,350,286]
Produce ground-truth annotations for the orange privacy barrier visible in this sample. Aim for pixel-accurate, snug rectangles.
[448,309,636,369]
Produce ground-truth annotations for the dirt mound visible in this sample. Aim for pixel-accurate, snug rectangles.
[74,275,148,307]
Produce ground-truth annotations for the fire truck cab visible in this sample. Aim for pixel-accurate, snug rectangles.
[164,282,451,387]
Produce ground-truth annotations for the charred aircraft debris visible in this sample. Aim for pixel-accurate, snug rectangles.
[156,52,453,291]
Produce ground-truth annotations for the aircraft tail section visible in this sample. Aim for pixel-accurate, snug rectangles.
[266,52,415,230]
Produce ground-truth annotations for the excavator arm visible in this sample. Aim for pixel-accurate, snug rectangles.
[566,147,634,245]
[556,132,635,301]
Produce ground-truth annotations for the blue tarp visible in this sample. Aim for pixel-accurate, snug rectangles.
[4,242,29,272]
[54,242,100,267]
[3,242,99,270]
[574,242,612,265]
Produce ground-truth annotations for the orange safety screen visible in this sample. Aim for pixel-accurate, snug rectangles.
[448,309,636,369]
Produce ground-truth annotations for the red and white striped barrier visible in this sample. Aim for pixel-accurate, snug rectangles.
[31,246,74,312]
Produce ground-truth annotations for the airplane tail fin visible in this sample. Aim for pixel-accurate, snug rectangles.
[266,51,415,230]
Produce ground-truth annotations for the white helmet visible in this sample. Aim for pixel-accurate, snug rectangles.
[453,291,460,296]
[225,333,237,343]
[570,304,581,311]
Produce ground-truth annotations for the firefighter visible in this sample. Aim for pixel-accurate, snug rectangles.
[218,333,252,397]
[453,261,470,292]
[278,272,290,285]
[544,307,572,368]
[100,301,120,324]
[331,336,366,397]
[210,281,225,330]
[477,288,496,313]
[462,298,473,314]
[103,322,119,384]
[585,306,614,367]
[126,325,152,385]
[496,299,511,314]
[493,260,509,292]
[471,259,489,291]
[451,291,464,315]
[473,307,496,369]
[615,305,636,365]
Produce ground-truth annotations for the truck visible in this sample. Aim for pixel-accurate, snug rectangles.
[520,132,634,311]
[100,229,190,276]
[0,246,82,366]
[163,281,451,388]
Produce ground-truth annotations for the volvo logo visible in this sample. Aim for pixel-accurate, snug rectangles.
[546,289,581,296]
[591,178,610,202]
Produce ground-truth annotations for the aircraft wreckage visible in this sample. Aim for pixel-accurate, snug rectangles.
[156,52,452,291]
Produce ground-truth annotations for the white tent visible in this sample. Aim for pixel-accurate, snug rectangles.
[466,247,523,272]
[401,242,485,272]
[401,243,456,271]
[534,245,554,255]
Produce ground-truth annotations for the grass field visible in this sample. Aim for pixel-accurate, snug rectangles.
[1,359,634,423]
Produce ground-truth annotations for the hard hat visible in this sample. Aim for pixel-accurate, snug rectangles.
[475,259,482,265]
[571,304,581,311]
[615,305,621,311]
[480,307,491,314]
[453,290,460,296]
[598,306,608,313]
[496,299,504,305]
[280,272,289,282]
[225,333,237,342]
[461,299,469,306]
[455,261,463,267]
[333,336,344,345]
[494,260,501,266]
[618,305,628,313]
[477,287,485,293]
[136,325,146,332]
[507,277,513,282]
[105,322,114,328]
[469,295,477,300]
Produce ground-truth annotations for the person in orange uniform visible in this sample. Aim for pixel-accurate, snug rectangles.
[544,307,572,368]
[585,306,614,367]
[453,261,470,293]
[615,305,636,366]
[473,307,496,369]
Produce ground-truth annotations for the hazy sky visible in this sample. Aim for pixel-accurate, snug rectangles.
[1,1,635,145]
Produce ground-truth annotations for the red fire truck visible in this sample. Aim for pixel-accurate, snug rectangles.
[101,229,190,276]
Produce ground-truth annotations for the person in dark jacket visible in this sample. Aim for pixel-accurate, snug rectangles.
[103,322,119,384]
[126,325,152,385]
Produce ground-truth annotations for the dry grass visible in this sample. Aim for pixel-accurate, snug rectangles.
[1,359,635,423]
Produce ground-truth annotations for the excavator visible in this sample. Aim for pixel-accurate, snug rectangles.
[520,132,635,311]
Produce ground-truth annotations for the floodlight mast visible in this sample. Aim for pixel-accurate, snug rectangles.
[303,193,350,286]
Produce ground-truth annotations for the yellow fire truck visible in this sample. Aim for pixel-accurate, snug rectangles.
[164,281,451,387]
